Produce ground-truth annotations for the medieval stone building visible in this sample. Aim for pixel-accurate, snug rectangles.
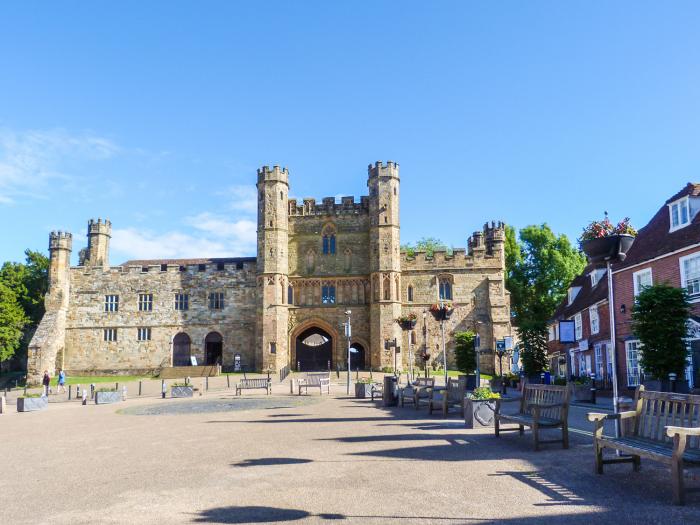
[27,161,511,384]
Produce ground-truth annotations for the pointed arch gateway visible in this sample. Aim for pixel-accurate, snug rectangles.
[290,319,338,372]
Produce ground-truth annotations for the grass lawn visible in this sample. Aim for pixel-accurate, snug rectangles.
[50,375,153,386]
[424,370,493,380]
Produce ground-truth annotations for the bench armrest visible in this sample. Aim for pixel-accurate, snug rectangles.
[498,396,522,403]
[666,426,700,438]
[587,410,636,422]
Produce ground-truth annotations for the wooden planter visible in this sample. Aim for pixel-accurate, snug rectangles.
[95,391,121,405]
[171,386,194,398]
[355,383,367,398]
[464,398,497,429]
[581,234,635,263]
[17,396,48,412]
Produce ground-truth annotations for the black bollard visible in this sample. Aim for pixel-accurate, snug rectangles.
[138,381,142,396]
[590,373,597,404]
[68,385,72,400]
[227,375,230,388]
[90,384,95,399]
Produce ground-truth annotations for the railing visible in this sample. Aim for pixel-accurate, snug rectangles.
[279,365,290,383]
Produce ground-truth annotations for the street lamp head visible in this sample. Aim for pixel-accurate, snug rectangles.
[423,311,427,319]
[345,310,351,316]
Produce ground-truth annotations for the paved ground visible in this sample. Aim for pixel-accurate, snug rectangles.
[2,383,699,524]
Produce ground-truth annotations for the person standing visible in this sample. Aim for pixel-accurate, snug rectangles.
[57,368,66,394]
[42,370,50,397]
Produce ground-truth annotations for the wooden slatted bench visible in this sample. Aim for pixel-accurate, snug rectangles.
[298,372,331,395]
[398,377,434,407]
[236,378,271,396]
[494,383,570,450]
[588,385,700,505]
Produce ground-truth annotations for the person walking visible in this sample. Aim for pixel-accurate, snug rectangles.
[57,368,66,394]
[42,370,50,397]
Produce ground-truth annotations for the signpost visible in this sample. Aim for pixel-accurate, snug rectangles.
[344,310,352,395]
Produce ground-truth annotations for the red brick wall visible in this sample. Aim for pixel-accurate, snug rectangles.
[613,246,700,391]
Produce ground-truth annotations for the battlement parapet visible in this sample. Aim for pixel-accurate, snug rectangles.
[367,160,399,179]
[257,165,289,184]
[49,231,73,251]
[468,220,505,256]
[88,217,112,235]
[288,195,370,216]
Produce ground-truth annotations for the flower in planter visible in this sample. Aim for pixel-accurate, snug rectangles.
[467,387,501,400]
[430,302,454,312]
[579,213,637,243]
[395,312,418,324]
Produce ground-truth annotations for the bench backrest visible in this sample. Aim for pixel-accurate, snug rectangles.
[445,377,465,402]
[520,384,570,421]
[305,372,330,386]
[241,378,269,388]
[632,386,700,448]
[414,377,435,388]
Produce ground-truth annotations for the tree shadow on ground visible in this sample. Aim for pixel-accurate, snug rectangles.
[232,458,313,468]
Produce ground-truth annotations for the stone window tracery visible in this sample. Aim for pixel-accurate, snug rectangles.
[322,224,337,255]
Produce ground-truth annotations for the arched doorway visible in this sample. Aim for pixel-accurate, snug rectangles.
[173,333,191,366]
[295,327,333,371]
[350,343,365,371]
[205,332,223,366]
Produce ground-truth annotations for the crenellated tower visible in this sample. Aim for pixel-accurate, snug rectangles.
[368,161,402,368]
[83,218,111,268]
[255,165,290,372]
[46,231,73,310]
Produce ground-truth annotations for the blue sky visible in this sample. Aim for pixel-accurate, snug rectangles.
[1,2,699,264]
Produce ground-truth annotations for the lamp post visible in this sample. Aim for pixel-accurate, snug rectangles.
[422,310,428,379]
[495,346,512,395]
[440,302,448,387]
[345,310,352,395]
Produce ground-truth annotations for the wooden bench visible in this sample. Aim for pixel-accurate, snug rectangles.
[298,372,331,395]
[495,383,570,450]
[588,386,700,505]
[399,377,434,407]
[428,377,465,417]
[236,378,271,395]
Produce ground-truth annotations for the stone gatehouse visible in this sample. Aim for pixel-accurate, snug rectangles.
[27,161,512,383]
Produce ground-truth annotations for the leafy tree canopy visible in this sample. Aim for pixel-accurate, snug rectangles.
[632,284,691,380]
[401,237,449,257]
[0,281,28,361]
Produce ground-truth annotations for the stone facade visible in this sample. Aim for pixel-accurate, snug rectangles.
[27,161,512,384]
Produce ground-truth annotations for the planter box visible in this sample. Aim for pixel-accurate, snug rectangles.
[642,379,690,394]
[17,396,48,412]
[94,391,121,405]
[570,383,594,402]
[464,398,497,429]
[355,383,367,398]
[581,234,635,263]
[171,386,194,398]
[399,320,417,330]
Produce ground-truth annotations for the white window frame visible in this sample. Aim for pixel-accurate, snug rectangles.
[137,327,152,341]
[104,295,119,312]
[589,306,599,335]
[669,196,691,232]
[209,292,224,310]
[679,252,700,301]
[548,325,555,342]
[574,312,583,341]
[568,287,580,306]
[594,343,603,379]
[591,271,599,287]
[633,268,653,297]
[103,328,117,342]
[138,293,153,312]
[625,340,642,387]
[174,293,189,311]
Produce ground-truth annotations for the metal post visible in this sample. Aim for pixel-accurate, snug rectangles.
[90,384,95,400]
[139,381,142,396]
[441,317,447,387]
[227,375,230,388]
[161,379,166,399]
[606,260,621,438]
[590,373,597,404]
[206,376,209,391]
[115,382,119,392]
[68,385,72,400]
[346,310,352,396]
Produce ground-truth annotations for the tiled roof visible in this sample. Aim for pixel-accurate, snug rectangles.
[121,257,256,266]
[614,182,700,271]
[550,264,608,321]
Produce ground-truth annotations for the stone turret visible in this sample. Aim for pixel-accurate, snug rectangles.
[255,165,290,372]
[85,218,111,268]
[27,230,72,384]
[368,161,402,368]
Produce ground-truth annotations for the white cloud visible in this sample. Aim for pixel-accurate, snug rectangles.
[0,128,119,204]
[111,214,257,261]
[219,184,258,214]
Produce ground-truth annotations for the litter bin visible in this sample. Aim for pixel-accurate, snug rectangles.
[383,375,398,407]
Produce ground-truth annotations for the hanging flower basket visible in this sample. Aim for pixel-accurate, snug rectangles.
[430,302,453,321]
[396,313,417,330]
[419,351,431,362]
[579,215,636,263]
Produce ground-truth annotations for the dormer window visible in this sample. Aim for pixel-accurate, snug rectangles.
[669,196,690,231]
[567,287,581,306]
[590,272,598,287]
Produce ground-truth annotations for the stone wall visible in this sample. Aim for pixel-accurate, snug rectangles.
[62,261,257,375]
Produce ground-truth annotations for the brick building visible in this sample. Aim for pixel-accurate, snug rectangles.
[547,264,612,385]
[26,161,512,384]
[612,183,700,391]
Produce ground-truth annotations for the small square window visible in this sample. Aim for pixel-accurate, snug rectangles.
[138,293,153,312]
[160,264,168,272]
[217,262,225,271]
[175,293,189,311]
[141,266,149,273]
[179,265,186,272]
[104,295,119,312]
[137,327,152,341]
[103,328,117,342]
[209,292,224,310]
[236,262,243,270]
[198,264,206,272]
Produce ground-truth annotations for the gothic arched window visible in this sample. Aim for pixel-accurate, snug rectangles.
[439,277,453,301]
[322,224,336,255]
[407,285,414,302]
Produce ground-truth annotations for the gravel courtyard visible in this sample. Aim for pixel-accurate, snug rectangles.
[2,385,700,525]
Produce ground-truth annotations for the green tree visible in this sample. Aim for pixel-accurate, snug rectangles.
[505,224,586,373]
[0,281,28,361]
[518,322,549,375]
[401,237,448,257]
[632,284,691,381]
[454,330,476,374]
